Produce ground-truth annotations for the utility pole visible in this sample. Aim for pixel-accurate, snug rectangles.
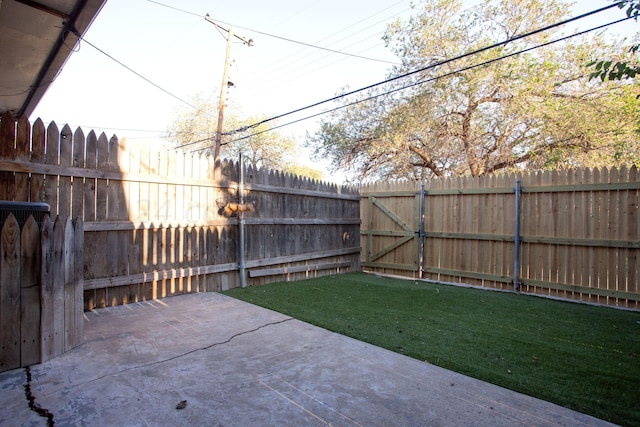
[204,15,252,162]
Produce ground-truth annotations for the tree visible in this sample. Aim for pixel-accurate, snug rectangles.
[166,94,322,178]
[308,0,640,180]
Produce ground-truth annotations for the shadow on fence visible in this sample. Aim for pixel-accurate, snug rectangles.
[0,112,361,311]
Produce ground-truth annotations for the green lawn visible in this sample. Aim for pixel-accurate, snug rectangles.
[224,272,640,426]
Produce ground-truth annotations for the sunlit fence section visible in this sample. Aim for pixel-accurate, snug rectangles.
[361,168,640,309]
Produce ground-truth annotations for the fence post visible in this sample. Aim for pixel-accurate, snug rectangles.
[513,179,522,292]
[238,152,247,288]
[418,183,425,279]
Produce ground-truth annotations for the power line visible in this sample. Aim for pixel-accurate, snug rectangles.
[76,35,200,111]
[223,2,411,90]
[235,3,411,103]
[221,3,623,137]
[146,0,201,17]
[208,14,632,150]
[248,8,410,93]
[145,0,400,65]
[264,0,322,32]
[236,28,398,65]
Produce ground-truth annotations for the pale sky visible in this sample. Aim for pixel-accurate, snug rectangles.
[29,0,639,181]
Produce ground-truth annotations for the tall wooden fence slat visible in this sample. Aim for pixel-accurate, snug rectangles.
[20,216,41,366]
[45,121,59,217]
[72,127,85,219]
[52,215,65,356]
[15,116,30,202]
[63,216,75,351]
[40,214,54,362]
[0,214,21,371]
[0,112,16,201]
[58,125,72,219]
[30,119,46,203]
[74,217,84,343]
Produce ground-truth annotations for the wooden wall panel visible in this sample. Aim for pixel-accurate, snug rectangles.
[1,119,355,309]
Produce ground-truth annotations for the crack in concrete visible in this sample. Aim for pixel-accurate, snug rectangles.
[24,366,55,426]
[72,317,294,388]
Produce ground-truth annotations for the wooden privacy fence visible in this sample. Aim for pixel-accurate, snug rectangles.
[361,168,640,310]
[0,214,84,373]
[0,112,360,309]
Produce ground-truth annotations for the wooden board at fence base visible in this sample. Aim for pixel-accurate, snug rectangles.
[20,216,41,367]
[0,214,21,372]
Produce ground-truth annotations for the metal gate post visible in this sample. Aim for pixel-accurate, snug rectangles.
[418,183,425,279]
[513,179,522,292]
[239,152,247,288]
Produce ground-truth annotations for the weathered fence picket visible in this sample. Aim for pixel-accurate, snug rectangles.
[40,214,54,362]
[20,216,40,367]
[1,214,20,370]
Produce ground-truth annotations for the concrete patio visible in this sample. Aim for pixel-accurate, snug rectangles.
[0,292,616,426]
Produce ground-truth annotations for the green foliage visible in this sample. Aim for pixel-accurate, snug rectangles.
[617,0,640,20]
[588,1,639,82]
[308,0,640,180]
[589,44,639,81]
[225,273,640,426]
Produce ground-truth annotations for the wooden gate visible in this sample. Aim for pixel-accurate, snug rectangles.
[360,181,422,276]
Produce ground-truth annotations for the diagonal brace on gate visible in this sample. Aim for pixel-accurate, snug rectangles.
[367,196,416,263]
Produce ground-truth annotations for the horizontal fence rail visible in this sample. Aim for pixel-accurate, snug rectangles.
[361,168,640,310]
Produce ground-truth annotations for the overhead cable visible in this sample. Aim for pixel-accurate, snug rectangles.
[77,35,200,111]
[145,0,400,64]
[146,0,201,17]
[220,3,623,137]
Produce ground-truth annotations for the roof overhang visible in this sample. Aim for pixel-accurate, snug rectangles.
[0,0,107,118]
